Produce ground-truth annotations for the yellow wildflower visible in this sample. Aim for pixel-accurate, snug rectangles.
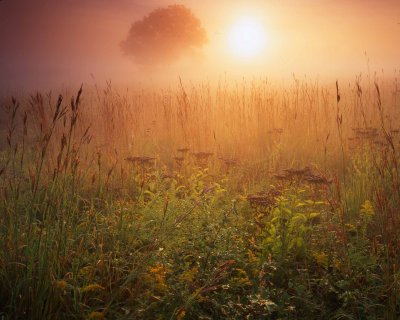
[145,264,170,292]
[176,309,186,320]
[54,280,68,290]
[81,283,104,293]
[87,311,104,320]
[312,251,328,267]
[79,266,95,279]
[180,266,198,283]
[360,200,374,220]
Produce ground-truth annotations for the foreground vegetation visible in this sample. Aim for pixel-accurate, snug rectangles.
[0,76,399,319]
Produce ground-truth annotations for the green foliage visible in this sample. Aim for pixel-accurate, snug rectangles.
[0,84,399,320]
[261,191,320,261]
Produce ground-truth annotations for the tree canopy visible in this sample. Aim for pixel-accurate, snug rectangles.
[121,5,207,65]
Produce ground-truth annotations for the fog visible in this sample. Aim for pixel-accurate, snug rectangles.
[0,0,399,92]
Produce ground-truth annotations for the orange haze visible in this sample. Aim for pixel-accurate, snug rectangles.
[0,0,399,92]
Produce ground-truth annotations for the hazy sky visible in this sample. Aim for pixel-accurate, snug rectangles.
[0,0,399,91]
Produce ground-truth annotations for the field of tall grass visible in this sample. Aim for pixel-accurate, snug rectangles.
[0,74,399,319]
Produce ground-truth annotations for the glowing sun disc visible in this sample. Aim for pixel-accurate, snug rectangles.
[228,17,267,58]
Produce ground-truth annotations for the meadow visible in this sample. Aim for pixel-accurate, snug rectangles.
[0,74,399,319]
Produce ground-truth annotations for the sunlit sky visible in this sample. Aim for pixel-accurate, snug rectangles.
[0,0,399,91]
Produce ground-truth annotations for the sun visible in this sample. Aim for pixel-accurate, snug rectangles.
[228,17,267,59]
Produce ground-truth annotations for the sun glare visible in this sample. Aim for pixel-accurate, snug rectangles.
[228,17,267,59]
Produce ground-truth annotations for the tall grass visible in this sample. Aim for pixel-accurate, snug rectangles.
[0,74,399,319]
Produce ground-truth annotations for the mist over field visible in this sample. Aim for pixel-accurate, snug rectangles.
[0,1,399,319]
[0,0,399,92]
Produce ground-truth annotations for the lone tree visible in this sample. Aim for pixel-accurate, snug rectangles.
[121,5,207,65]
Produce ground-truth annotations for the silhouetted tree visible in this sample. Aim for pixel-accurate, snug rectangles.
[121,5,207,65]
